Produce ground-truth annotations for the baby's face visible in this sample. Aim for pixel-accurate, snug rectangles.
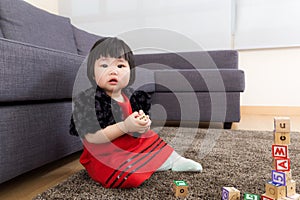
[94,56,130,96]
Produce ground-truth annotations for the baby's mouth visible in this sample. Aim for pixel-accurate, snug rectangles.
[108,78,118,84]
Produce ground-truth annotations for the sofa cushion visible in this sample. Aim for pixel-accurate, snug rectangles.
[154,69,245,92]
[135,50,239,70]
[0,0,77,53]
[0,38,83,102]
[72,25,102,56]
[0,28,3,37]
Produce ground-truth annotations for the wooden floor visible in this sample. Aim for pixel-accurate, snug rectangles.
[0,106,299,200]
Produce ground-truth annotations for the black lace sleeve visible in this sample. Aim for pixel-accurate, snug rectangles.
[130,90,152,116]
[69,89,101,137]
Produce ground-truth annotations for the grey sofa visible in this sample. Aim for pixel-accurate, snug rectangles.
[0,0,244,184]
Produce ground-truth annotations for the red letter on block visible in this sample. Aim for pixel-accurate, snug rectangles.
[272,145,288,158]
[261,194,273,200]
[275,158,291,172]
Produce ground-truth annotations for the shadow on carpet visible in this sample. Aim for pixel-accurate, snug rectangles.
[33,127,300,200]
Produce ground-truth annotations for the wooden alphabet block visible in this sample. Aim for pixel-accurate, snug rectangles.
[272,144,289,158]
[244,193,260,200]
[222,187,240,200]
[265,181,287,199]
[272,170,287,186]
[286,180,297,197]
[274,117,291,133]
[282,193,300,200]
[275,158,291,172]
[285,171,293,183]
[261,194,275,200]
[274,131,291,145]
[173,180,188,197]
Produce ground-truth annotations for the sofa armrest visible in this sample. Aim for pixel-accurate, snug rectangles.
[0,38,85,102]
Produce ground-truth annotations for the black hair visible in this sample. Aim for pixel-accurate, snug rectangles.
[87,37,135,87]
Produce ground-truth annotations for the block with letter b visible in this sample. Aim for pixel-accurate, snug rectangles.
[222,187,240,200]
[274,117,290,133]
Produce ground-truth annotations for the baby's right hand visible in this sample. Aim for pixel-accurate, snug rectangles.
[123,111,149,133]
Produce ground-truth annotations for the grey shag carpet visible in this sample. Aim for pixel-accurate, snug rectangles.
[33,127,300,200]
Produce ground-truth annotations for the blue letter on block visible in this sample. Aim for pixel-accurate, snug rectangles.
[222,188,229,200]
[272,170,286,186]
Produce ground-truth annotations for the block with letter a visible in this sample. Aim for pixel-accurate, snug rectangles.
[275,158,291,172]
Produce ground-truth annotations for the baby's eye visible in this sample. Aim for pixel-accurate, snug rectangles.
[100,64,108,68]
[117,64,126,68]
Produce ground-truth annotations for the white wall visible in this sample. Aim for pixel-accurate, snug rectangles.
[23,0,300,107]
[57,0,232,51]
[23,0,58,14]
[239,48,300,106]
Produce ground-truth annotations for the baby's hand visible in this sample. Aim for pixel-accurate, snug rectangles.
[135,110,151,134]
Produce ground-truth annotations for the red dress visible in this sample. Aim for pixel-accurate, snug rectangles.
[79,94,174,188]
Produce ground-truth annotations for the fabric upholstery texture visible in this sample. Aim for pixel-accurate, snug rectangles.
[0,0,77,53]
[72,25,102,56]
[135,50,238,70]
[0,38,84,102]
[0,102,82,183]
[154,69,245,92]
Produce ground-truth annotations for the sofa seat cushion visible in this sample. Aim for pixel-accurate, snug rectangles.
[0,0,77,53]
[154,69,245,92]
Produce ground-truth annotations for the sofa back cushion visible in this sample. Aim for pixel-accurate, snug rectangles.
[0,0,77,53]
[72,25,102,56]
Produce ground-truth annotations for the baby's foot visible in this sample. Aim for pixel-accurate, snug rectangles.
[171,157,203,172]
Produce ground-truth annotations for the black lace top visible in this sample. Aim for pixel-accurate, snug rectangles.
[69,86,151,138]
